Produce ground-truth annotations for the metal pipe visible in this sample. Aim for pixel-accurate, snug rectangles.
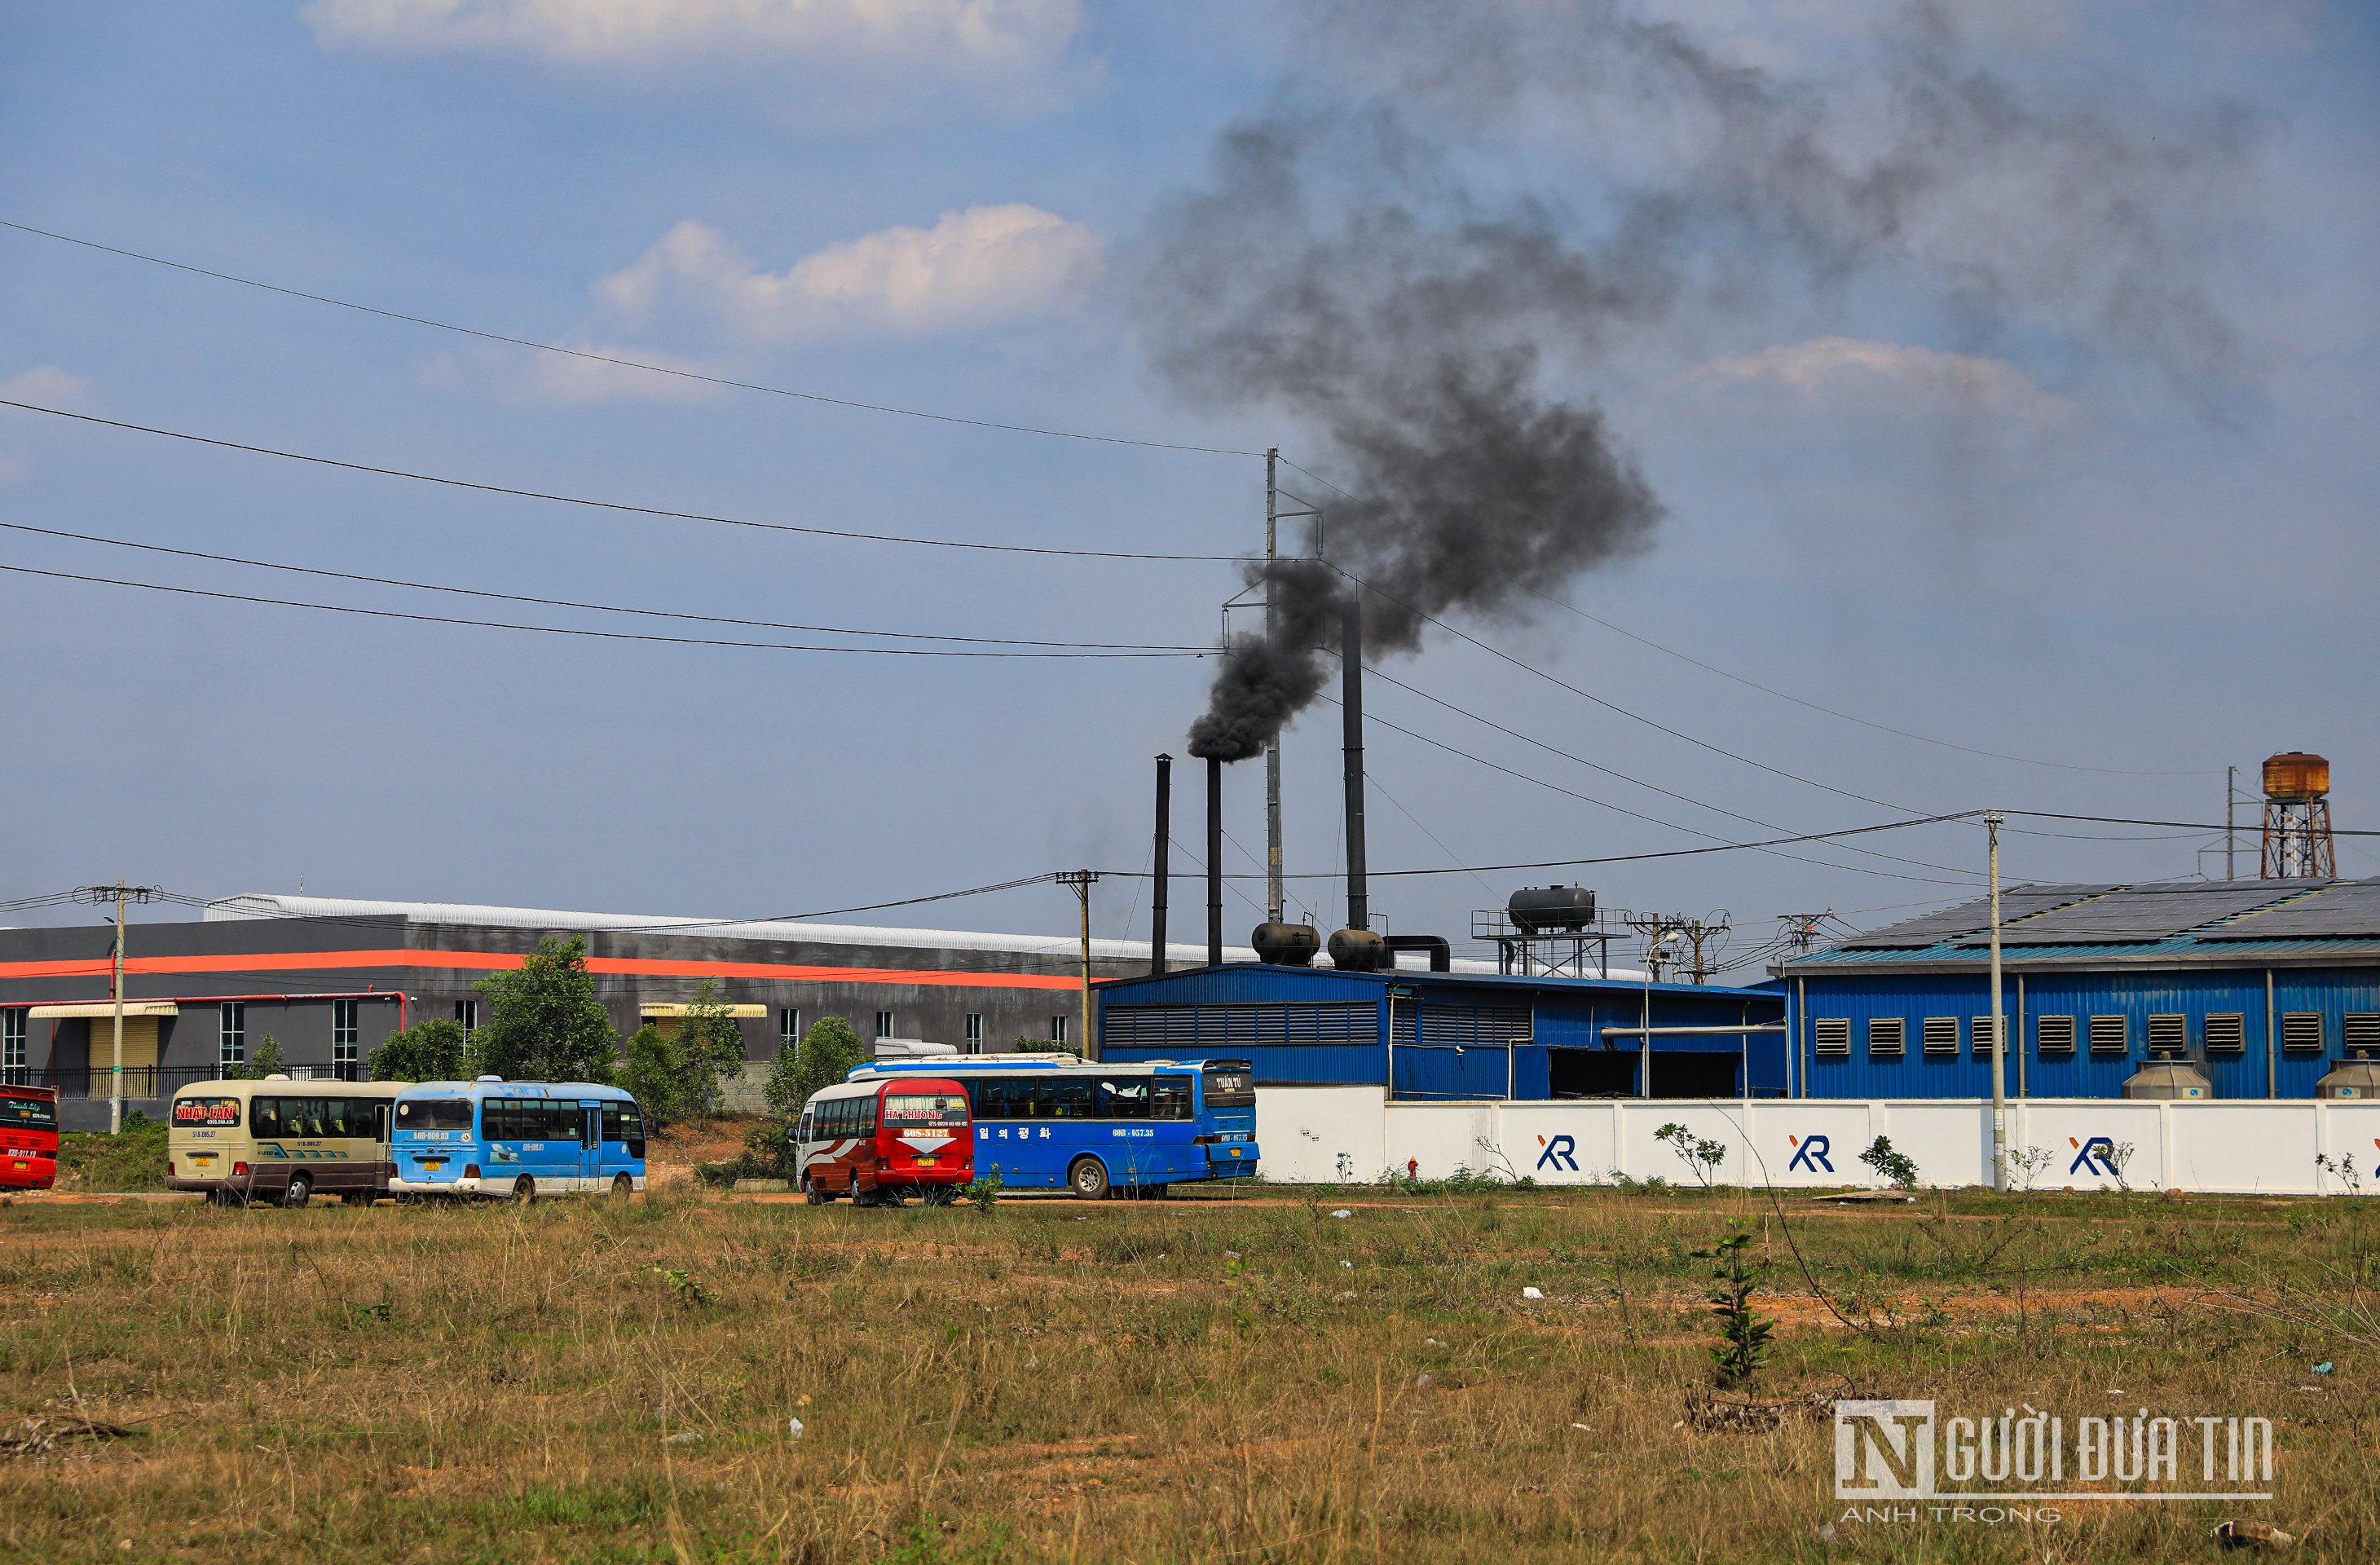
[1599,1024,1789,1038]
[1150,754,1171,976]
[1206,756,1223,967]
[1340,594,1368,931]
[2266,968,2276,1098]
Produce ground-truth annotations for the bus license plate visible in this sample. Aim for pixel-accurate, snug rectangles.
[192,1153,217,1165]
[7,1161,23,1172]
[914,1156,938,1168]
[422,1159,447,1170]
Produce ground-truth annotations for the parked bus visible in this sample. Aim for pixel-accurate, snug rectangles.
[0,1085,60,1191]
[387,1078,645,1201]
[793,1075,972,1206]
[165,1077,404,1206]
[849,1056,1258,1198]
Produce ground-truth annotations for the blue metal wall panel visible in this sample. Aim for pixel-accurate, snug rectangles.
[1796,964,2380,1100]
[1100,1042,1387,1086]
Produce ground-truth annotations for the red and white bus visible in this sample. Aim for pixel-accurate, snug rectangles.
[0,1085,60,1191]
[794,1076,972,1206]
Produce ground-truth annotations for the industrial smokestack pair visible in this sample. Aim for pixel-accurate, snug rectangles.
[1144,752,1227,975]
[1155,596,1383,973]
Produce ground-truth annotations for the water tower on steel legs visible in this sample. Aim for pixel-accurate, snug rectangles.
[2259,752,2336,879]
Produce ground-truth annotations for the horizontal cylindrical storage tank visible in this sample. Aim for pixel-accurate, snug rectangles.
[1508,885,1597,934]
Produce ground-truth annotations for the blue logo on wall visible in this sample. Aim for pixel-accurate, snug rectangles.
[1535,1134,1579,1171]
[2069,1135,2119,1176]
[1787,1134,1833,1174]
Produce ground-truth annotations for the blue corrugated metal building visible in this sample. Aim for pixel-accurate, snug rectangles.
[1777,878,2380,1099]
[1096,963,1787,1100]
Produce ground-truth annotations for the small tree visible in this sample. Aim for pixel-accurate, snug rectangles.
[1701,1233,1774,1388]
[790,1016,870,1112]
[673,981,751,1117]
[466,936,615,1083]
[369,1018,468,1082]
[1858,1135,1919,1190]
[617,1023,694,1131]
[229,1034,287,1080]
[1655,1121,1727,1188]
[761,1029,804,1117]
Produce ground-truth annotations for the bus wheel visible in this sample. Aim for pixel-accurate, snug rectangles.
[1069,1157,1111,1201]
[511,1176,536,1206]
[281,1173,312,1209]
[802,1176,828,1206]
[610,1173,633,1203]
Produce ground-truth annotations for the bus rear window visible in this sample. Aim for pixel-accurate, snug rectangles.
[172,1096,240,1128]
[396,1099,475,1131]
[883,1092,967,1127]
[1202,1069,1254,1109]
[1,1096,59,1131]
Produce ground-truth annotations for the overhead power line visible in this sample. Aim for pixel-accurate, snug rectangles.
[0,399,1241,563]
[1273,455,2210,783]
[0,519,1207,651]
[0,560,1208,659]
[0,219,1261,457]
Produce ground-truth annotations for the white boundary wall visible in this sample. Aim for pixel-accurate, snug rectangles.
[1254,1088,2380,1195]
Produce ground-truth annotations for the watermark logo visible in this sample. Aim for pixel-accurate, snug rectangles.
[1535,1134,1579,1172]
[1787,1133,1835,1174]
[2068,1135,2120,1177]
[1832,1399,2272,1518]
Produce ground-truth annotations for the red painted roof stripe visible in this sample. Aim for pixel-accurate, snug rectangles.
[0,950,1082,991]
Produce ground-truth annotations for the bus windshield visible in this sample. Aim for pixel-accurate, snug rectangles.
[396,1099,475,1131]
[0,1096,58,1131]
[172,1096,240,1128]
[883,1092,967,1128]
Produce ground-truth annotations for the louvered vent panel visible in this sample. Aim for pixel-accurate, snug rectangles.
[2036,1015,2077,1056]
[1922,1016,1959,1056]
[2147,1015,2188,1055]
[2281,1012,2324,1053]
[1813,1018,1851,1058]
[1868,1017,1906,1058]
[2204,1014,2246,1054]
[2344,1013,2380,1056]
[2088,1015,2128,1054]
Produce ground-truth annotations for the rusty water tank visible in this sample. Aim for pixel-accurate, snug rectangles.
[2123,1060,2210,1100]
[1328,927,1386,972]
[1252,922,1321,967]
[2263,752,2331,801]
[1508,884,1597,934]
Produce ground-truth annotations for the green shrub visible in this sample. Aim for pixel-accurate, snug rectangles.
[370,1018,468,1082]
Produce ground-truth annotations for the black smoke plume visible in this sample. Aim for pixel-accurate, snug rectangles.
[1147,2,2259,761]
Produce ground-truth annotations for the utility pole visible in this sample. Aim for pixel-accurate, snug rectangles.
[2225,765,2237,881]
[1986,811,2008,1193]
[1675,914,1731,985]
[1265,447,1284,926]
[1778,912,1831,958]
[1056,871,1100,1060]
[75,882,161,1134]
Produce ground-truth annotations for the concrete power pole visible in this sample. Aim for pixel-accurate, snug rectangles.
[1987,810,2008,1192]
[76,881,160,1134]
[1056,871,1099,1060]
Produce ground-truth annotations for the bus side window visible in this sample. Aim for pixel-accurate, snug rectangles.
[602,1103,624,1143]
[619,1104,646,1156]
[859,1095,879,1135]
[1098,1077,1150,1119]
[1048,1079,1094,1119]
[1153,1078,1192,1120]
[253,1098,282,1138]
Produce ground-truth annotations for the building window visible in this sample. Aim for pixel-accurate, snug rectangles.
[2281,1012,2323,1053]
[1866,1017,1904,1059]
[963,1013,984,1054]
[2036,1015,2075,1056]
[1921,1016,1959,1056]
[333,999,360,1081]
[776,1007,801,1047]
[1,1009,24,1084]
[1970,1016,2002,1053]
[874,1012,895,1039]
[455,999,478,1034]
[2346,1013,2380,1059]
[219,1002,246,1072]
[2087,1015,2127,1055]
[1812,1018,1850,1058]
[2205,1013,2246,1055]
[1050,1015,1070,1046]
[2146,1014,2187,1056]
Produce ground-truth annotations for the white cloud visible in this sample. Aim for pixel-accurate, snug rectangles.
[599,205,1103,343]
[300,0,1083,71]
[1674,337,2083,430]
[0,365,100,412]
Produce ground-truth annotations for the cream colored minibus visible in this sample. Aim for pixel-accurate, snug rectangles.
[165,1076,402,1206]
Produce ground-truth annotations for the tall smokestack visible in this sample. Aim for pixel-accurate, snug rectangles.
[1206,756,1224,965]
[1341,594,1368,932]
[1150,753,1171,976]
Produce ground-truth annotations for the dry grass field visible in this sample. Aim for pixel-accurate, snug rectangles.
[2,1167,2374,1563]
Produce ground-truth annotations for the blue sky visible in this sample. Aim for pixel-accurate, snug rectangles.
[1,0,2373,973]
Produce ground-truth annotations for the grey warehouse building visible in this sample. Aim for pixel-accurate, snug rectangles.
[1,894,1250,1130]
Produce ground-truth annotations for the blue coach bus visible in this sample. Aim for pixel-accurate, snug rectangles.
[848,1055,1258,1197]
[386,1077,646,1201]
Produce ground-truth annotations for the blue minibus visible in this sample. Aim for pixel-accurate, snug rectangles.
[848,1055,1258,1197]
[387,1077,646,1201]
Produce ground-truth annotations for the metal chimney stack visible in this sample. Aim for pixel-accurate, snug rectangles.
[1150,753,1171,976]
[1341,593,1369,932]
[1206,756,1224,966]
